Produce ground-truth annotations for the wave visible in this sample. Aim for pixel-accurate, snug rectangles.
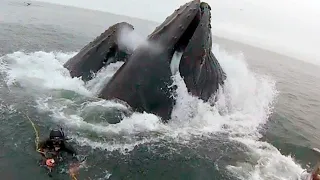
[0,43,306,179]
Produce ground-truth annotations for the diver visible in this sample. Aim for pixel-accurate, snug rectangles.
[38,128,80,175]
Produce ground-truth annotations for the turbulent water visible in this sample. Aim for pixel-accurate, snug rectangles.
[1,0,320,180]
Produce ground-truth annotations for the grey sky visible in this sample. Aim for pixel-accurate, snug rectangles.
[36,0,320,64]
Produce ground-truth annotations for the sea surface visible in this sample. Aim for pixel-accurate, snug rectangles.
[1,0,320,180]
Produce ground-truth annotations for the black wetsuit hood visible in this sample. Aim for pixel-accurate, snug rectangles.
[49,129,65,140]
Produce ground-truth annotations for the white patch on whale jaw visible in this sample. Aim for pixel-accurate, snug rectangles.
[170,51,183,75]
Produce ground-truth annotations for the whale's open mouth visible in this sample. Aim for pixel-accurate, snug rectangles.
[173,8,201,53]
[169,3,209,74]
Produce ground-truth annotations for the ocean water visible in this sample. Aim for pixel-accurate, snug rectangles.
[1,0,320,180]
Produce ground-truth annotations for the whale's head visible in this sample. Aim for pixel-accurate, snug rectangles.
[145,0,215,76]
[98,0,225,122]
[146,1,223,101]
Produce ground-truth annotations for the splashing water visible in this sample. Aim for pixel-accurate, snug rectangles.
[0,51,91,96]
[117,25,163,53]
[117,25,147,51]
[85,61,125,95]
[0,42,306,179]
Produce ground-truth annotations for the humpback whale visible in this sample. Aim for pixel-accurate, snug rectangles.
[63,22,134,81]
[64,0,226,123]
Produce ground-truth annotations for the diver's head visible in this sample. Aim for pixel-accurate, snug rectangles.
[49,129,65,148]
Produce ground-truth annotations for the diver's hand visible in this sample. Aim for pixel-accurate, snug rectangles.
[44,151,50,158]
[42,151,58,160]
[43,151,53,158]
[38,149,49,158]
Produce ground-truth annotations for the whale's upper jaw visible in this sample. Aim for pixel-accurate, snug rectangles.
[147,0,201,44]
[144,0,212,66]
